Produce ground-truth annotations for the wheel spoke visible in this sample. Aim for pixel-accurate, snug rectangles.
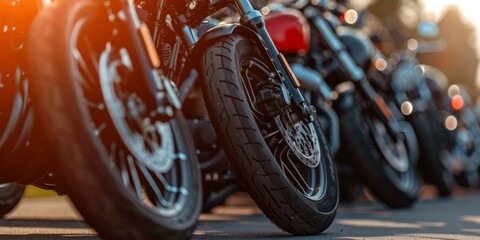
[108,142,117,169]
[93,122,107,137]
[263,129,280,140]
[119,150,130,187]
[73,48,96,89]
[275,140,311,195]
[281,154,311,195]
[127,155,144,200]
[83,99,105,111]
[82,36,100,74]
[136,161,167,206]
[153,167,179,194]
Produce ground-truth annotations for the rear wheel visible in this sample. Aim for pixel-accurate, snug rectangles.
[200,35,338,235]
[27,1,201,239]
[409,112,455,196]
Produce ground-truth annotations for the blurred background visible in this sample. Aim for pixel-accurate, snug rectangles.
[345,0,480,98]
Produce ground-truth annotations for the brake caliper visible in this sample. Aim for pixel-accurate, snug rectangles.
[256,72,291,117]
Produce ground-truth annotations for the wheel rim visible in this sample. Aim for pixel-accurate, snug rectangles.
[69,12,189,217]
[371,119,409,172]
[367,116,416,192]
[240,57,327,201]
[99,45,175,173]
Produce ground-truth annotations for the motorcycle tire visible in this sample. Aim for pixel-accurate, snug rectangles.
[27,1,201,239]
[200,34,338,235]
[339,100,420,208]
[0,184,24,217]
[409,112,455,196]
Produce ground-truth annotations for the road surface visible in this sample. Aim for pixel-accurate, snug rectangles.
[1,190,480,239]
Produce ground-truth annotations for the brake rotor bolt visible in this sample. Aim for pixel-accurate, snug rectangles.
[166,106,174,117]
[306,106,316,115]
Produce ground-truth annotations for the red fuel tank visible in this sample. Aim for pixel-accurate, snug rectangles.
[264,8,311,55]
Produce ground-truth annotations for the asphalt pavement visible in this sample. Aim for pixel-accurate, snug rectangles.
[1,190,480,239]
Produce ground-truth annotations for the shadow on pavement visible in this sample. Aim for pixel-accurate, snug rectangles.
[0,219,89,229]
[0,234,100,239]
[195,193,480,239]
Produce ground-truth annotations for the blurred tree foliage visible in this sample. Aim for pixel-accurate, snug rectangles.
[363,0,479,97]
[419,6,479,97]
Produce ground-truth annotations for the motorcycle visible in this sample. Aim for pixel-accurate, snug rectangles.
[27,0,202,239]
[427,80,480,189]
[446,85,480,188]
[263,0,420,208]
[371,19,480,194]
[411,21,480,190]
[137,0,339,234]
[0,0,54,217]
[366,40,457,196]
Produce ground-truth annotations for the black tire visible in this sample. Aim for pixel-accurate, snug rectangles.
[200,34,338,235]
[339,102,420,208]
[27,1,201,239]
[409,112,455,196]
[451,109,480,189]
[0,184,24,217]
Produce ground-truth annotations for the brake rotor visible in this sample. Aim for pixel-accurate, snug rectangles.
[98,45,175,173]
[274,111,321,168]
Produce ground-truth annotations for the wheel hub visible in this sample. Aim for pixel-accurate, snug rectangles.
[99,45,175,173]
[371,119,409,172]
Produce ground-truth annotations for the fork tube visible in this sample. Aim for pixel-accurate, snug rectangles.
[233,0,308,109]
[120,0,162,92]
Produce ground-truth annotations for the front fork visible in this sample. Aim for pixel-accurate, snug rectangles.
[119,0,181,119]
[312,15,403,139]
[234,0,316,122]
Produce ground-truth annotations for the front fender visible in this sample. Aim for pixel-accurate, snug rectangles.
[191,24,270,67]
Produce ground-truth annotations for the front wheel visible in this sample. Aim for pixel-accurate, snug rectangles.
[200,34,338,235]
[339,100,420,208]
[0,184,24,217]
[409,112,455,196]
[27,1,201,239]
